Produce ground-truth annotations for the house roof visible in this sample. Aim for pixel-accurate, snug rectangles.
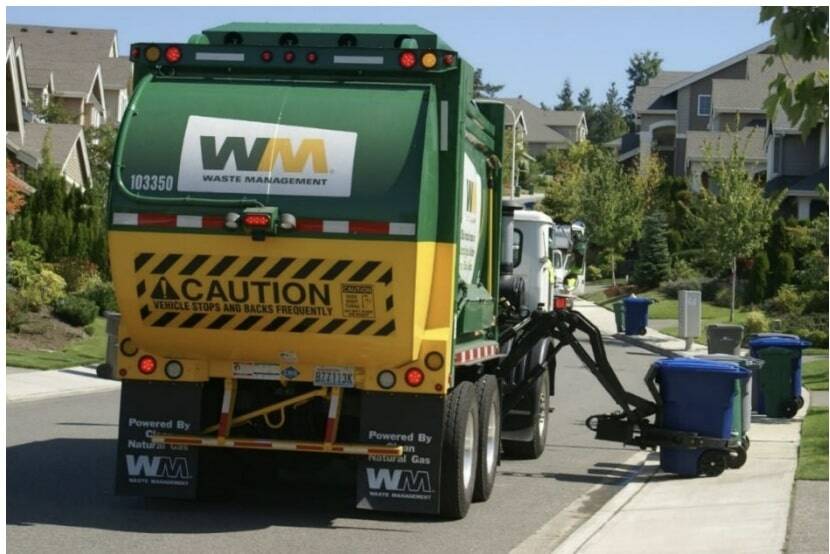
[660,40,775,96]
[632,71,695,113]
[498,97,573,145]
[685,128,766,161]
[99,56,132,89]
[24,56,102,97]
[23,66,53,90]
[7,24,117,59]
[765,168,829,195]
[544,110,585,127]
[7,122,86,170]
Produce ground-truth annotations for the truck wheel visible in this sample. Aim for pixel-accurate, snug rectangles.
[502,373,549,460]
[440,381,479,519]
[473,376,500,502]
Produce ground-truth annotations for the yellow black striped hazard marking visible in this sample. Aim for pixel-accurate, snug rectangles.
[133,252,396,336]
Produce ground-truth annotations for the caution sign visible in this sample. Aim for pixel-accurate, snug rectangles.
[132,252,396,336]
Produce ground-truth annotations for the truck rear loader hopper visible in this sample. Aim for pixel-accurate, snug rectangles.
[107,23,736,520]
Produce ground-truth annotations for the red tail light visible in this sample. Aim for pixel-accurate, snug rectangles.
[284,51,295,63]
[164,46,182,64]
[405,368,424,387]
[553,296,568,311]
[138,355,157,374]
[242,214,271,228]
[130,46,141,60]
[443,53,456,66]
[261,50,273,62]
[306,52,318,63]
[399,51,417,69]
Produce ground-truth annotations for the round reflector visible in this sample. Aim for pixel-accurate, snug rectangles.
[377,370,396,390]
[425,351,444,371]
[404,368,424,387]
[138,355,157,375]
[165,360,184,380]
[261,50,273,62]
[144,45,161,63]
[284,51,295,63]
[399,51,417,69]
[421,52,438,69]
[120,338,138,357]
[164,46,182,64]
[306,51,318,63]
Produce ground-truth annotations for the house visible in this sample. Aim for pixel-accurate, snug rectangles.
[500,97,587,157]
[622,40,826,202]
[764,109,828,220]
[6,35,93,189]
[7,24,133,125]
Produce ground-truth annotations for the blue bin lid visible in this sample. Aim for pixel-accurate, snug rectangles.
[624,295,652,304]
[653,357,749,377]
[748,336,811,349]
[693,354,764,369]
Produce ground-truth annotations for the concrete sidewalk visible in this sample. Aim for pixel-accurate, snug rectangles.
[553,299,807,554]
[6,366,120,403]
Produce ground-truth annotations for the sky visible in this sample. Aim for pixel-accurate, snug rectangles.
[6,6,772,108]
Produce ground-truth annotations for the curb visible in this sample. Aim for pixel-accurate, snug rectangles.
[613,333,691,358]
[6,366,120,404]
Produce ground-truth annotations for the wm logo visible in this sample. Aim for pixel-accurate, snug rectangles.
[200,136,328,173]
[366,468,431,493]
[126,454,191,479]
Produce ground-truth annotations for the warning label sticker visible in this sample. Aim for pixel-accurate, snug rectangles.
[132,253,397,336]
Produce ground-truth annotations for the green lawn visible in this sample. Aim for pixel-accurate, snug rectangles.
[796,407,829,481]
[802,359,829,391]
[6,317,107,370]
[805,348,829,357]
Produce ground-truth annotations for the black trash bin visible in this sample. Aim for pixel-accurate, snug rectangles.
[707,324,744,355]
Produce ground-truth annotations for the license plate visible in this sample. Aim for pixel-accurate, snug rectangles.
[233,362,282,380]
[313,367,355,388]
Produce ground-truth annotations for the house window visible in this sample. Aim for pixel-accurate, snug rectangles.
[697,94,712,117]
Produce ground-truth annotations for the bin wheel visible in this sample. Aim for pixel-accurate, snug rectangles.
[639,327,647,336]
[782,399,799,419]
[727,446,747,469]
[743,435,750,451]
[796,396,805,410]
[698,450,727,477]
[473,376,500,503]
[585,415,600,432]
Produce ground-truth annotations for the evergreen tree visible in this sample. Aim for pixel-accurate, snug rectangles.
[745,251,770,304]
[633,211,671,288]
[473,68,505,98]
[769,251,796,296]
[625,50,663,112]
[555,79,575,110]
[589,82,628,143]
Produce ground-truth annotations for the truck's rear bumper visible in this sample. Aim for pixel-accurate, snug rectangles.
[151,434,403,456]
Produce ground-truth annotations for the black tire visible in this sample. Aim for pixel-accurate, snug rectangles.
[796,396,805,410]
[473,376,500,502]
[698,450,727,477]
[96,363,112,379]
[440,381,479,519]
[502,373,550,460]
[743,435,751,451]
[726,446,747,469]
[782,399,799,419]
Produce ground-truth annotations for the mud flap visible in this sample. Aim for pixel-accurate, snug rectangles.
[356,392,445,514]
[115,381,204,498]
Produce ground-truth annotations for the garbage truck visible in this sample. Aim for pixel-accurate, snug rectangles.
[107,23,742,519]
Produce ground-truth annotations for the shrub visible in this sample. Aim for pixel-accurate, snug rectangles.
[744,311,770,335]
[660,277,703,299]
[11,263,67,310]
[53,294,98,327]
[585,265,603,282]
[6,289,29,332]
[669,258,701,281]
[79,279,118,314]
[764,284,806,316]
[744,252,770,305]
[804,290,829,315]
[701,279,723,302]
[711,281,746,308]
[53,257,99,291]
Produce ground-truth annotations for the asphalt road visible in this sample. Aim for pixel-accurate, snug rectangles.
[8,337,659,553]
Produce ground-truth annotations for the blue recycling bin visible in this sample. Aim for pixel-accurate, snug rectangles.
[748,334,810,410]
[654,358,749,476]
[623,296,652,336]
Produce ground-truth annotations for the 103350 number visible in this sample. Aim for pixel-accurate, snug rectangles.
[129,174,174,191]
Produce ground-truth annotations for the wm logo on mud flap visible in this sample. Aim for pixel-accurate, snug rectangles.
[366,468,432,493]
[126,454,191,479]
[132,252,396,336]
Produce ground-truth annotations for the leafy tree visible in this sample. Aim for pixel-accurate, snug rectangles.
[31,97,75,124]
[625,50,663,112]
[473,68,505,98]
[768,251,795,296]
[633,210,671,288]
[555,79,575,110]
[6,159,27,216]
[589,82,628,144]
[683,138,782,321]
[539,143,591,222]
[761,6,829,137]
